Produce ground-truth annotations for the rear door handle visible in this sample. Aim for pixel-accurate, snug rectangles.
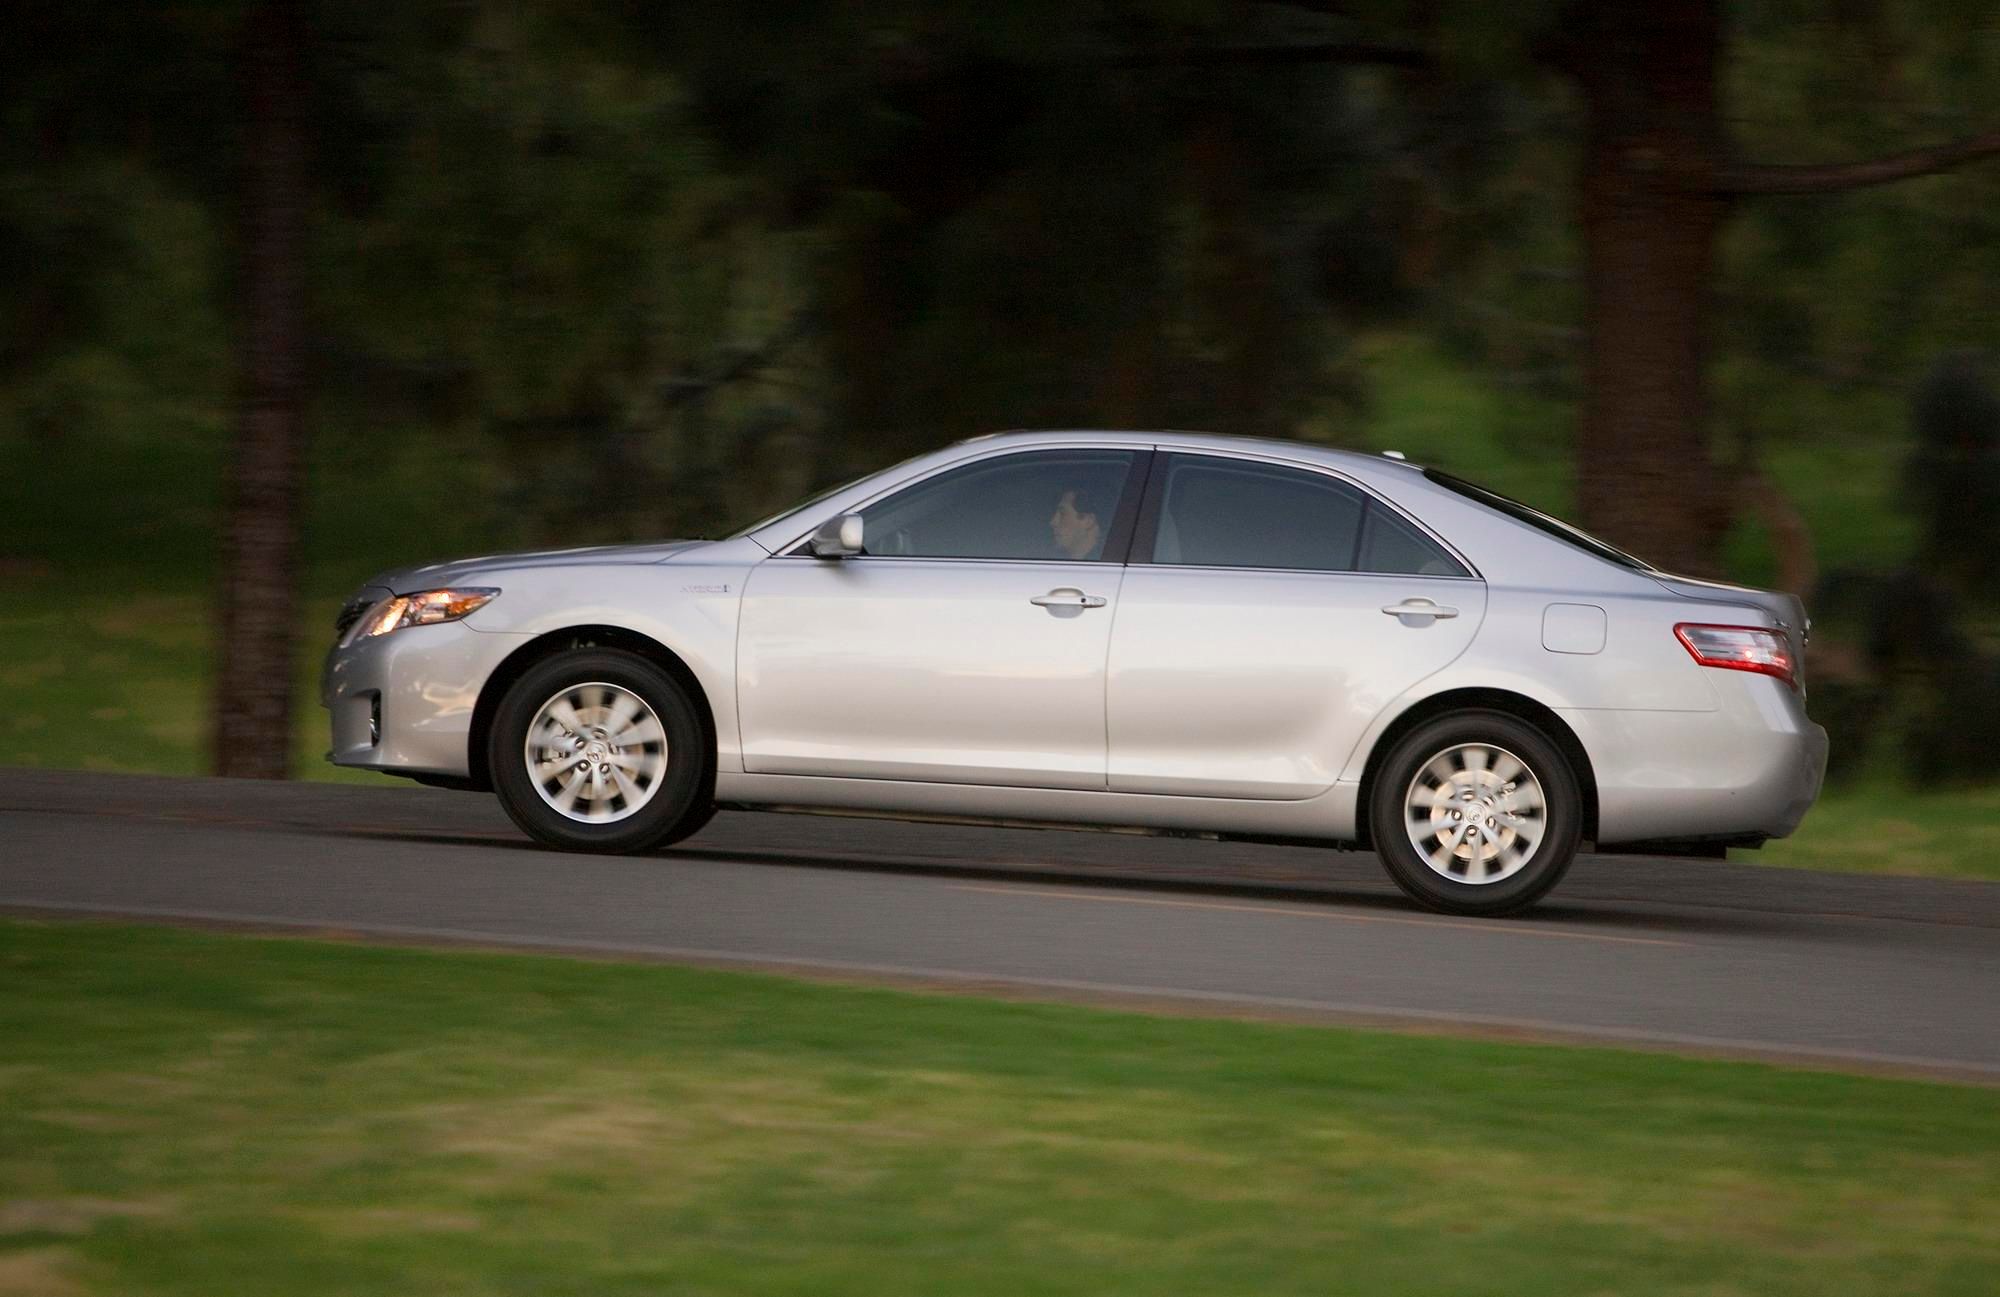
[1382,598,1458,621]
[1030,587,1108,609]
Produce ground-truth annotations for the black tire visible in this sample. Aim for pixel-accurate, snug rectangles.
[488,649,714,853]
[1367,710,1581,916]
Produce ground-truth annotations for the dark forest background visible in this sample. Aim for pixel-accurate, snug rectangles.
[2,1,1997,834]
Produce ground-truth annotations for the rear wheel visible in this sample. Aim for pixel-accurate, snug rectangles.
[489,649,713,853]
[1368,710,1581,916]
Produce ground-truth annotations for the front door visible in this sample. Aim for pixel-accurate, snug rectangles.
[738,448,1144,789]
[1106,451,1485,799]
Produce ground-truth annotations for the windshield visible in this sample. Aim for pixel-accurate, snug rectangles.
[724,454,928,540]
[1423,470,1655,571]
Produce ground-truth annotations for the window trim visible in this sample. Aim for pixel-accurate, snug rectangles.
[1130,449,1479,579]
[775,446,1155,565]
[1422,468,1651,573]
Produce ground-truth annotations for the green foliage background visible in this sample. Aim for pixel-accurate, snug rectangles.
[2,1,1998,801]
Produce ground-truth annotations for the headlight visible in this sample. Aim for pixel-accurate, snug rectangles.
[347,588,499,644]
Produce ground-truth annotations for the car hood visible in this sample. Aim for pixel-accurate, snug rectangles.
[362,540,710,592]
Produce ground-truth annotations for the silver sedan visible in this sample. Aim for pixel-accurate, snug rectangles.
[323,430,1827,915]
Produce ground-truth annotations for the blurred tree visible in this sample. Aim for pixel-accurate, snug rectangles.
[214,0,309,779]
[0,3,235,445]
[635,2,1374,485]
[1907,351,2000,597]
[637,0,2000,575]
[1800,354,2000,785]
[306,3,828,544]
[7,0,2000,783]
[1883,351,2000,780]
[1564,0,2000,574]
[1292,0,2000,575]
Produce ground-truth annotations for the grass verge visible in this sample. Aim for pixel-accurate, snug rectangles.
[0,584,396,786]
[1756,782,2000,881]
[1,920,1996,1296]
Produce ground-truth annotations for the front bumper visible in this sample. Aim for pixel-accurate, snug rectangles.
[321,618,531,778]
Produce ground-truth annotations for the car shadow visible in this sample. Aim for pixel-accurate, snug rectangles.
[661,843,1819,941]
[319,822,1874,943]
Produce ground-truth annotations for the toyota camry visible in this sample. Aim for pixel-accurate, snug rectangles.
[322,430,1828,915]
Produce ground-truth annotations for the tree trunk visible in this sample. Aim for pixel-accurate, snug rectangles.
[213,0,307,780]
[1738,467,1818,596]
[1565,0,1732,576]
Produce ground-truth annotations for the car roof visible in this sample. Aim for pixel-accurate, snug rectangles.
[745,427,1446,555]
[963,428,1424,478]
[742,425,1667,589]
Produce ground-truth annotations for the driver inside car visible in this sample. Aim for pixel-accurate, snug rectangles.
[1048,484,1107,560]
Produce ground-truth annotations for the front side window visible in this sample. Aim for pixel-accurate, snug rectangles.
[856,450,1138,561]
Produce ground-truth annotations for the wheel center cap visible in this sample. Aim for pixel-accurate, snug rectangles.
[585,743,607,762]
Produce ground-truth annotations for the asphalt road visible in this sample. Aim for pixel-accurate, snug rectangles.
[3,769,1997,1081]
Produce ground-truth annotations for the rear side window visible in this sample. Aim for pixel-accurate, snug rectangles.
[1152,457,1365,571]
[1358,505,1470,577]
[1144,454,1469,576]
[1423,469,1651,571]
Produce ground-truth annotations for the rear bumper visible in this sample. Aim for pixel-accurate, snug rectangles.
[1565,678,1829,846]
[320,621,530,778]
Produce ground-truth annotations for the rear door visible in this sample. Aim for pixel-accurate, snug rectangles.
[1106,451,1485,799]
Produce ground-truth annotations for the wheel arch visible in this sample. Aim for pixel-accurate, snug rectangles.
[465,625,719,793]
[1352,687,1599,848]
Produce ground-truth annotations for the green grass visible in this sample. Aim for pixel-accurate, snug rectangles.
[1,920,1995,1296]
[1760,783,2000,881]
[0,583,396,786]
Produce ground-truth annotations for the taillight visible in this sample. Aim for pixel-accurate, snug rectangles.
[1674,623,1795,688]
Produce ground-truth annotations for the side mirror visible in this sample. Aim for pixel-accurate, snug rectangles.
[809,513,865,558]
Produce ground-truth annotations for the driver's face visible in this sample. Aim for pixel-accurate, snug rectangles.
[1050,490,1099,559]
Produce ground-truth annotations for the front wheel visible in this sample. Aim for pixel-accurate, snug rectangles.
[489,649,713,853]
[1367,711,1581,916]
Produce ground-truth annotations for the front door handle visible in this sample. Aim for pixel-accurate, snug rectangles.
[1030,587,1108,609]
[1382,598,1459,621]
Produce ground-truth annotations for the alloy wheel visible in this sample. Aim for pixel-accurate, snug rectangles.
[523,681,671,823]
[1402,742,1548,885]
